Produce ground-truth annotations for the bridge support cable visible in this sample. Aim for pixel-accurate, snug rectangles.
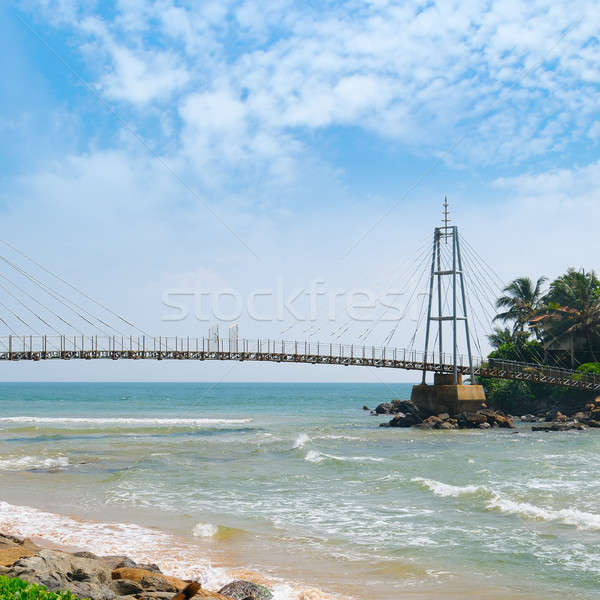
[0,241,151,337]
[0,272,99,336]
[0,255,126,337]
[458,240,560,368]
[348,240,433,344]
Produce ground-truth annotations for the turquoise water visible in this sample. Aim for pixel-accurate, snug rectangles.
[0,382,599,599]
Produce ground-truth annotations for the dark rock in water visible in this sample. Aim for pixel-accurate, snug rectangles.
[362,405,370,411]
[520,414,537,422]
[478,422,491,429]
[439,421,457,430]
[388,412,422,427]
[457,412,487,428]
[532,422,586,432]
[374,402,395,415]
[374,399,421,416]
[5,549,114,600]
[218,580,273,600]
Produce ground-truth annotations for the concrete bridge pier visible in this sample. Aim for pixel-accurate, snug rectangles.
[410,373,486,416]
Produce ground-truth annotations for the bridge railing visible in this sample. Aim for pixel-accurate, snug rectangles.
[487,357,600,386]
[0,335,484,370]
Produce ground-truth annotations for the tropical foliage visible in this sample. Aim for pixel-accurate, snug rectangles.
[483,268,600,411]
[490,269,600,369]
[0,577,83,600]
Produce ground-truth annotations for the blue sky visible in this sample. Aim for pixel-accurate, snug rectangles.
[0,0,599,382]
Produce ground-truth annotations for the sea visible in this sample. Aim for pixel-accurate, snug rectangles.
[0,382,598,600]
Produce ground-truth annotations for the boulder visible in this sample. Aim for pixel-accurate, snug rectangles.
[111,567,188,592]
[387,412,422,427]
[362,405,370,411]
[493,414,514,428]
[218,580,273,600]
[375,399,421,416]
[457,412,487,428]
[520,414,537,422]
[374,402,395,415]
[5,549,115,600]
[112,578,144,595]
[0,534,39,567]
[478,422,491,429]
[532,422,586,432]
[415,415,443,429]
[439,421,457,430]
[140,575,178,593]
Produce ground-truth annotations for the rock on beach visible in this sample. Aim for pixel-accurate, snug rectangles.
[0,533,273,600]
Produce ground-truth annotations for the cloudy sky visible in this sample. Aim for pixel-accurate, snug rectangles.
[0,0,599,382]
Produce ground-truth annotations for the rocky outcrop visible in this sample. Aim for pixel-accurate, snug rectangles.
[0,534,274,600]
[532,423,587,432]
[111,567,187,591]
[374,399,425,416]
[0,534,39,567]
[377,402,515,430]
[526,401,600,431]
[218,580,272,600]
[378,400,424,427]
[4,549,115,600]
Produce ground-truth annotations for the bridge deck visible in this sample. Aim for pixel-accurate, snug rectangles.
[0,335,598,392]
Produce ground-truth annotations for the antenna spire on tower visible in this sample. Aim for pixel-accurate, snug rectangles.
[442,196,451,243]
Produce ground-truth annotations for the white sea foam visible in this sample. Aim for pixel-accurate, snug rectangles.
[0,416,252,426]
[0,455,69,471]
[486,495,600,530]
[0,501,341,600]
[0,500,224,586]
[411,477,488,497]
[293,433,311,449]
[305,450,385,464]
[192,521,219,537]
[413,477,600,531]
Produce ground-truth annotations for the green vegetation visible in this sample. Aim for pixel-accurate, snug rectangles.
[482,269,600,413]
[0,576,83,600]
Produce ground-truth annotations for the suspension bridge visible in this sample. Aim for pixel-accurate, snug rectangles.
[0,205,598,394]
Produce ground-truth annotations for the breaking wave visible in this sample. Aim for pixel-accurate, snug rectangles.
[305,450,385,464]
[413,477,600,530]
[411,477,489,497]
[0,455,69,471]
[0,416,252,426]
[293,433,311,449]
[192,521,219,538]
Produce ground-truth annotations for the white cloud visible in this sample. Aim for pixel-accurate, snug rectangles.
[27,0,600,167]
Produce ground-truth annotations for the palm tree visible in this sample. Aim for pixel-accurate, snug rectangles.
[488,327,530,349]
[542,269,600,364]
[494,276,547,335]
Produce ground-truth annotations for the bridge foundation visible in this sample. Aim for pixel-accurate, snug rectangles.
[410,373,486,416]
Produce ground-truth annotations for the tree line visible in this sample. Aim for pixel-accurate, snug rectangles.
[482,268,600,412]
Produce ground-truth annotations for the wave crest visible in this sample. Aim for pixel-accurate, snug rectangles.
[0,455,69,471]
[413,477,600,530]
[305,450,385,464]
[192,522,219,538]
[0,416,252,426]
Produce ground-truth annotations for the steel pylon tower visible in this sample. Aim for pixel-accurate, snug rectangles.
[421,198,474,384]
